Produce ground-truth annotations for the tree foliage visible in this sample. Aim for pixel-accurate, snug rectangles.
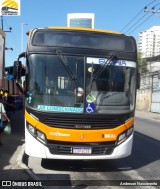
[137,52,148,74]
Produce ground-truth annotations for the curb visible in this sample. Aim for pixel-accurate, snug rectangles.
[14,143,46,188]
[135,110,160,118]
[15,143,40,181]
[135,113,160,121]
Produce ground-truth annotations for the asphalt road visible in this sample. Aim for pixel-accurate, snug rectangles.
[134,117,160,140]
[26,116,160,189]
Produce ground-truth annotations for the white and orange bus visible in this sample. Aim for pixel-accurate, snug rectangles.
[14,27,139,159]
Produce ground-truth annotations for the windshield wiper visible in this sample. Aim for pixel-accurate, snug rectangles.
[88,53,117,94]
[93,53,117,80]
[88,61,94,94]
[55,49,77,80]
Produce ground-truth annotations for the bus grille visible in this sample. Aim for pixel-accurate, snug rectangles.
[47,141,115,155]
[43,116,122,129]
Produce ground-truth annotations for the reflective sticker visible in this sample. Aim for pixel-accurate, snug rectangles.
[86,103,95,113]
[37,105,83,113]
[86,94,95,103]
[74,87,84,97]
[88,67,94,73]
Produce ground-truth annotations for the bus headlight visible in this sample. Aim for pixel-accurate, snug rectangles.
[37,130,46,144]
[28,124,36,136]
[26,122,46,145]
[117,126,134,145]
[117,133,126,145]
[126,127,133,136]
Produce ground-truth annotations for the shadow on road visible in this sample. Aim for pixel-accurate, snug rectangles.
[0,110,25,170]
[0,109,37,189]
[41,131,160,172]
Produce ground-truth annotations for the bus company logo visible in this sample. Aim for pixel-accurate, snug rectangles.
[80,133,87,140]
[0,0,20,16]
[49,131,70,137]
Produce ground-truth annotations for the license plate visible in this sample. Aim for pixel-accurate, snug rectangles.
[73,147,92,154]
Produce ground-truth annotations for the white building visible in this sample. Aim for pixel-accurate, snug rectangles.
[138,26,160,58]
[67,13,95,29]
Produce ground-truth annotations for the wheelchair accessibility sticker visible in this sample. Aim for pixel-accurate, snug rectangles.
[86,103,95,113]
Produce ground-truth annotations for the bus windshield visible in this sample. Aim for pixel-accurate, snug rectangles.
[26,54,136,114]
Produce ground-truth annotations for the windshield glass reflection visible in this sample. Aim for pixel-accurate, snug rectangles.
[26,55,136,114]
[27,54,84,113]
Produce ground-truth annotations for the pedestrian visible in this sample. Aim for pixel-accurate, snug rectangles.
[2,90,15,125]
[0,95,11,145]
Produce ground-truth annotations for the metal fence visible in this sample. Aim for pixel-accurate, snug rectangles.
[138,71,160,113]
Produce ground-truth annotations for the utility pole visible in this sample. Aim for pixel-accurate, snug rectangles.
[1,16,12,32]
[144,7,160,13]
[1,16,13,50]
[1,16,3,30]
[21,23,28,52]
[144,9,160,13]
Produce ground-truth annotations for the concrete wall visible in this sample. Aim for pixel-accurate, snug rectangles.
[136,89,151,111]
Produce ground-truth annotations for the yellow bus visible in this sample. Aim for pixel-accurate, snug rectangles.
[14,27,139,159]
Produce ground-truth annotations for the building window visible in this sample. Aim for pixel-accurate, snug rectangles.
[70,18,92,28]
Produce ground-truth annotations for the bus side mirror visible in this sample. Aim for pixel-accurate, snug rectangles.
[13,61,22,80]
[18,52,26,59]
[137,72,140,89]
[13,52,26,94]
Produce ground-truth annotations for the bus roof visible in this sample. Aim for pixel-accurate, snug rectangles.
[47,26,121,35]
[27,26,136,53]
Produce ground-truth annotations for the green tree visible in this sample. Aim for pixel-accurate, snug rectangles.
[137,52,148,73]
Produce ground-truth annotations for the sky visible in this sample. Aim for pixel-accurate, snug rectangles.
[2,0,160,67]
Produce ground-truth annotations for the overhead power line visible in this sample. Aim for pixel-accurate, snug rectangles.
[144,2,160,13]
[124,12,149,34]
[126,3,160,34]
[128,7,160,34]
[120,0,156,33]
[128,3,160,34]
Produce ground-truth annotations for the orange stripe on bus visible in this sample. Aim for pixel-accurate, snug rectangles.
[26,111,134,143]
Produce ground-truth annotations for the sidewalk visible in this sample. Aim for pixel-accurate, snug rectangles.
[0,110,41,189]
[135,110,160,121]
